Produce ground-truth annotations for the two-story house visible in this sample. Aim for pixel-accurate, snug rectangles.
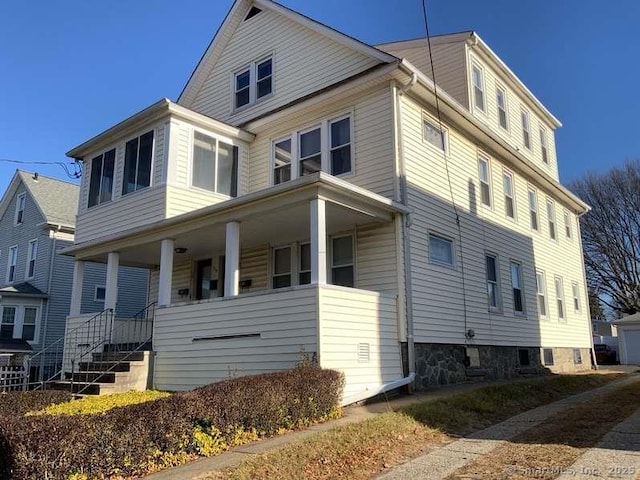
[61,0,592,403]
[0,170,149,385]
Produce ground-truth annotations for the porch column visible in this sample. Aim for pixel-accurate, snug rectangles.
[69,260,84,317]
[158,239,175,307]
[225,221,240,297]
[310,198,327,284]
[105,252,119,312]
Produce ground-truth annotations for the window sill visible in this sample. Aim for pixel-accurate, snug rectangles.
[231,93,273,116]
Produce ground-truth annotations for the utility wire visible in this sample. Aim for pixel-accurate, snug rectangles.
[420,0,470,339]
[0,158,82,179]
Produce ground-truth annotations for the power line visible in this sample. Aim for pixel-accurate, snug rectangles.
[0,158,82,179]
[420,0,470,339]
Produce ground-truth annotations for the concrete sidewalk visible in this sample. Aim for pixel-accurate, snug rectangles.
[145,369,632,480]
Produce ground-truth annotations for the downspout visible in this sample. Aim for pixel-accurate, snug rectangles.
[394,73,418,385]
[39,225,59,380]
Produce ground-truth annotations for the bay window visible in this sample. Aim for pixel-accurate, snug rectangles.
[88,148,115,207]
[122,131,154,195]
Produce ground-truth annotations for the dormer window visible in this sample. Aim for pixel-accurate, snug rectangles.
[14,193,25,225]
[472,64,485,112]
[88,148,115,207]
[233,56,273,111]
[123,130,154,195]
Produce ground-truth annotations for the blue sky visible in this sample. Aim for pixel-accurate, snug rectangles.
[1,0,638,195]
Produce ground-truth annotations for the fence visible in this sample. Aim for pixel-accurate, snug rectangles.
[0,365,28,392]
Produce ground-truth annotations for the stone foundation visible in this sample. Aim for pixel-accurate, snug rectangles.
[403,343,592,391]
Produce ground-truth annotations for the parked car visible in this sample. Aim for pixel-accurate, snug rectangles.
[594,344,618,364]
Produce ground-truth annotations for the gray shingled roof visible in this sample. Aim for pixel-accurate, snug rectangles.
[18,171,79,227]
[0,282,48,298]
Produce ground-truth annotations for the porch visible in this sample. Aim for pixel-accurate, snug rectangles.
[63,174,409,402]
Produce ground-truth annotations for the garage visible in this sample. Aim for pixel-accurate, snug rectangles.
[614,314,640,365]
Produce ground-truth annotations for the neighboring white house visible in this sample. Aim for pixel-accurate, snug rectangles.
[613,314,640,365]
[61,0,592,403]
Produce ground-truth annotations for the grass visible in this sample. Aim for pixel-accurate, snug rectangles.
[448,379,640,479]
[26,390,170,416]
[203,374,622,479]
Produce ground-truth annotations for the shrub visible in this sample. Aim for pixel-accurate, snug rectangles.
[0,390,72,417]
[26,390,171,416]
[0,366,343,479]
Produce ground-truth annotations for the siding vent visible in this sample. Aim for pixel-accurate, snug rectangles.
[357,343,370,363]
[244,6,262,21]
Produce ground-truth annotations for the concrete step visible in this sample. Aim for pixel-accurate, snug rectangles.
[103,341,152,352]
[64,371,116,383]
[49,381,101,395]
[92,351,145,362]
[465,367,489,378]
[78,361,131,373]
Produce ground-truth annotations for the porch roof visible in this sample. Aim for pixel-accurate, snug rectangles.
[62,173,409,266]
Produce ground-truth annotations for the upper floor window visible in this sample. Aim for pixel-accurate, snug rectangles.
[478,156,492,207]
[472,65,485,112]
[536,270,547,318]
[555,276,565,321]
[539,127,549,164]
[26,240,37,279]
[564,210,572,239]
[192,130,238,197]
[486,253,501,311]
[88,148,115,207]
[503,170,515,219]
[572,282,581,312]
[496,86,508,130]
[272,115,352,185]
[272,246,292,288]
[511,261,524,315]
[521,109,531,150]
[123,130,154,195]
[331,235,354,287]
[14,193,26,225]
[547,199,556,240]
[234,57,273,110]
[528,187,539,231]
[428,233,454,267]
[0,306,15,339]
[423,117,447,151]
[7,246,17,283]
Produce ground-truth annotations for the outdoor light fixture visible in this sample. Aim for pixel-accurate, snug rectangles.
[174,247,187,254]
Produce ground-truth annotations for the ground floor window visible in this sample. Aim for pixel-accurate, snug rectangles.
[0,305,38,342]
[0,306,16,339]
[331,235,354,287]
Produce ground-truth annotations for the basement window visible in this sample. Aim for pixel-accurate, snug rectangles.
[573,348,582,364]
[518,349,530,366]
[543,348,554,366]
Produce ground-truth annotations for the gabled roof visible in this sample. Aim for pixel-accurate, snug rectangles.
[0,170,78,230]
[0,281,48,298]
[177,0,397,107]
[614,313,640,326]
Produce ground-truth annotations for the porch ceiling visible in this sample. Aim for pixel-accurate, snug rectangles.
[74,191,396,267]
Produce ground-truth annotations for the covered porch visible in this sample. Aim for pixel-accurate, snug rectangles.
[65,174,409,402]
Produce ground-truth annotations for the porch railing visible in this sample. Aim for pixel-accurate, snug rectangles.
[0,361,29,392]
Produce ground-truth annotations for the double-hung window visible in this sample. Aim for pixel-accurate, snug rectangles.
[521,109,531,150]
[88,148,115,207]
[564,210,572,239]
[234,57,273,110]
[429,233,454,267]
[536,270,548,318]
[555,276,565,321]
[547,199,556,240]
[539,127,549,164]
[496,86,508,129]
[472,65,485,112]
[478,156,492,207]
[511,261,524,315]
[272,246,292,288]
[22,307,37,341]
[0,307,16,339]
[572,282,581,312]
[192,131,238,197]
[486,254,501,311]
[7,246,17,283]
[123,130,154,195]
[274,115,353,184]
[503,171,515,219]
[26,240,37,279]
[528,188,539,231]
[272,138,292,185]
[15,193,26,225]
[331,235,354,287]
[423,117,447,151]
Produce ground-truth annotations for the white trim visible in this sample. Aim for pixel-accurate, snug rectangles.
[189,126,240,197]
[14,192,26,226]
[564,209,573,240]
[25,239,37,280]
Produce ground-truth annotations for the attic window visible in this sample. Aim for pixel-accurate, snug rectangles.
[244,6,262,21]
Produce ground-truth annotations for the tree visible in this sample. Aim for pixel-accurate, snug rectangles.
[588,289,606,320]
[569,161,640,316]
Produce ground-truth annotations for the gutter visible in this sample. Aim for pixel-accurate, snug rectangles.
[341,373,416,406]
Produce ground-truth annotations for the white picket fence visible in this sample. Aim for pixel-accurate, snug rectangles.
[0,365,28,392]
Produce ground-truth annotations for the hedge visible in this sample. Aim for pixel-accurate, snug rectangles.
[0,366,344,479]
[0,390,72,417]
[27,390,171,416]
